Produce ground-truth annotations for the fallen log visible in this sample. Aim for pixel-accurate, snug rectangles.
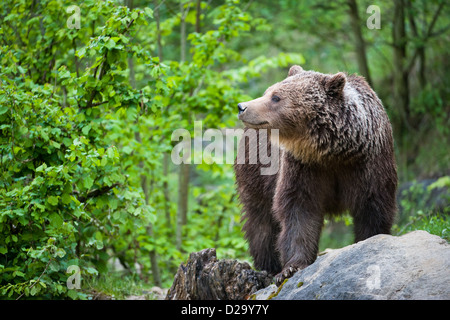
[166,248,272,300]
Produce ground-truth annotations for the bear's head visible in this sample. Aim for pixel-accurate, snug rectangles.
[237,65,346,133]
[237,65,348,161]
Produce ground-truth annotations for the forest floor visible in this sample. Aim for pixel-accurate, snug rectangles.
[88,286,168,300]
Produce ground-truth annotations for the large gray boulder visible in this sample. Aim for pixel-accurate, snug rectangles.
[253,231,450,300]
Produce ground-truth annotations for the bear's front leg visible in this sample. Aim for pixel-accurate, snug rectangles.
[273,199,324,286]
[243,212,282,275]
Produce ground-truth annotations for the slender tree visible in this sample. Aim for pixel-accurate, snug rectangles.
[125,0,162,287]
[392,0,410,137]
[347,0,372,85]
[176,0,191,251]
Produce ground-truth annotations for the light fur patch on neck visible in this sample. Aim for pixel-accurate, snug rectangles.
[271,134,323,163]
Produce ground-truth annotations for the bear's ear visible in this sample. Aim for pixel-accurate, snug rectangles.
[325,72,346,97]
[288,65,303,77]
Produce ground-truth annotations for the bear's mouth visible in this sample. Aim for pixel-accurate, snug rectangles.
[242,120,269,127]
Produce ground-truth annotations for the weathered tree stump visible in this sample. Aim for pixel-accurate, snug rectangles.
[166,248,273,300]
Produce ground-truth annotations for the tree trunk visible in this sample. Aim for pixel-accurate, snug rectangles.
[154,0,171,228]
[195,0,201,33]
[127,0,162,285]
[417,47,426,89]
[134,136,162,287]
[163,153,171,228]
[176,1,190,251]
[406,1,445,90]
[392,0,410,137]
[180,1,187,63]
[176,162,190,251]
[347,0,372,86]
[154,0,163,62]
[166,248,272,300]
[405,1,426,90]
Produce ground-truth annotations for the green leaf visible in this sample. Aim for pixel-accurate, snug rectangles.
[36,163,47,172]
[95,231,103,241]
[40,130,49,141]
[79,136,89,145]
[67,289,79,300]
[76,47,86,58]
[85,267,98,275]
[30,286,38,296]
[82,124,91,135]
[95,240,103,250]
[51,141,61,149]
[47,196,59,206]
[56,248,66,258]
[105,38,116,50]
[61,192,72,204]
[144,7,153,18]
[49,212,63,228]
[13,270,25,278]
[0,106,9,115]
[83,176,94,190]
[119,34,129,44]
[106,147,115,159]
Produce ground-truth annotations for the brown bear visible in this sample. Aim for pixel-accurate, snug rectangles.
[234,65,397,285]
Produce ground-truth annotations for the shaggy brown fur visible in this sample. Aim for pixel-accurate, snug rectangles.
[234,65,397,285]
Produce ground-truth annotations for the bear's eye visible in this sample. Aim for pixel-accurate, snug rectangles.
[271,95,281,103]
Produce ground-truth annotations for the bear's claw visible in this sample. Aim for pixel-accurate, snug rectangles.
[275,266,300,286]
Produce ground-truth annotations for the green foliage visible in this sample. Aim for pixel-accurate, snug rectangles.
[0,0,300,299]
[0,0,158,299]
[428,176,450,191]
[84,272,155,300]
[393,178,449,241]
[396,213,449,241]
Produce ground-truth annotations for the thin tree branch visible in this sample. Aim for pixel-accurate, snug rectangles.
[74,182,120,203]
[406,1,446,74]
[16,258,53,300]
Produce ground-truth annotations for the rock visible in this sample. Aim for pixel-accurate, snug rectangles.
[90,290,114,300]
[166,248,272,300]
[250,284,278,300]
[125,295,147,300]
[253,231,450,300]
[123,287,168,300]
[147,286,168,300]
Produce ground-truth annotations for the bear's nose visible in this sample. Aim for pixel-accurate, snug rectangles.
[238,103,247,115]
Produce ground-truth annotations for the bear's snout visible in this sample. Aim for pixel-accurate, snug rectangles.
[238,103,247,116]
[237,97,271,127]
